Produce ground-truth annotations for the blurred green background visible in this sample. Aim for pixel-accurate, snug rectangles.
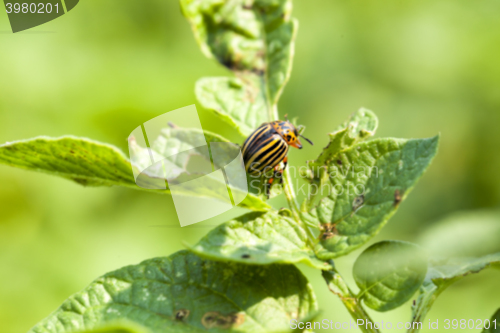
[1,0,500,332]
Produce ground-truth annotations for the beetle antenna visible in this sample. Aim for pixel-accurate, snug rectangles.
[300,134,314,145]
[284,114,288,121]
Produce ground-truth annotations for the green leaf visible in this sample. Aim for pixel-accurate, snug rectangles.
[302,108,378,210]
[334,108,379,133]
[302,136,439,259]
[181,0,298,135]
[29,250,318,333]
[483,308,500,333]
[0,136,136,187]
[188,211,331,270]
[411,253,500,328]
[418,210,500,258]
[130,126,267,210]
[0,133,270,212]
[353,241,427,312]
[246,168,284,202]
[310,108,378,169]
[195,77,270,136]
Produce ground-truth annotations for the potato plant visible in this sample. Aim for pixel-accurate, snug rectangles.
[0,1,499,333]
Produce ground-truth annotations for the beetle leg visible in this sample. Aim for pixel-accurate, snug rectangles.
[273,165,283,185]
[266,164,282,198]
[267,156,288,197]
[266,177,274,198]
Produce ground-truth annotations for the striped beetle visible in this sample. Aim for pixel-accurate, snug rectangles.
[242,118,313,194]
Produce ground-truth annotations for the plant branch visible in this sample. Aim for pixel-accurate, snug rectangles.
[272,104,316,246]
[281,168,316,246]
[322,263,381,333]
[282,167,300,220]
[407,285,441,333]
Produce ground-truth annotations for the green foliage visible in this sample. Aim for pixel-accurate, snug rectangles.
[10,1,499,333]
[301,108,378,213]
[188,211,330,270]
[0,133,269,211]
[411,253,500,328]
[305,136,439,259]
[180,0,297,135]
[306,108,378,179]
[129,126,269,211]
[353,241,427,312]
[0,136,135,187]
[29,251,317,333]
[195,77,270,136]
[1,0,499,331]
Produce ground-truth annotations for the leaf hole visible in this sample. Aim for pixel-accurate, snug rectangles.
[175,309,190,321]
[352,194,365,211]
[320,223,338,241]
[202,311,245,329]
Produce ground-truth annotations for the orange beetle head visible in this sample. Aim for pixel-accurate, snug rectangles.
[271,120,303,149]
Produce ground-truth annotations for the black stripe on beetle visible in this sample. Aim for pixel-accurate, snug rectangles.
[242,120,313,196]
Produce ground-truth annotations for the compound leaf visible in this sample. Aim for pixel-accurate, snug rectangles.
[411,252,500,328]
[188,211,330,270]
[181,0,298,135]
[29,250,317,333]
[353,241,427,312]
[302,136,439,259]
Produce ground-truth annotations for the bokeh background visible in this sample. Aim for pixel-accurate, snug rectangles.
[1,0,499,332]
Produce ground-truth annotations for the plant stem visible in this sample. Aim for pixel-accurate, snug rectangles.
[407,284,441,333]
[272,104,316,245]
[272,105,377,333]
[282,168,316,246]
[322,264,381,333]
[282,167,300,220]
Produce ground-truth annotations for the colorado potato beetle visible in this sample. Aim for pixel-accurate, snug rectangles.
[242,118,313,193]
